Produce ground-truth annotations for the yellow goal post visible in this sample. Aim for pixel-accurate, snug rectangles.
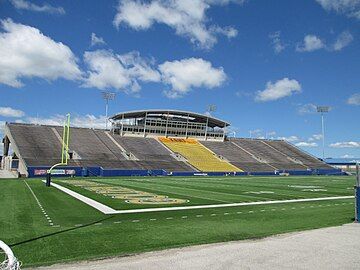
[45,114,70,187]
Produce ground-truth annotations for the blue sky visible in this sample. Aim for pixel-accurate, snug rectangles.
[0,0,359,158]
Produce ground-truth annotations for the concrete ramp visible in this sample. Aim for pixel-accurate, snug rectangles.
[0,170,17,178]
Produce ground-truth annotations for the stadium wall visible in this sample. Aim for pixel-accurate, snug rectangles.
[26,166,344,178]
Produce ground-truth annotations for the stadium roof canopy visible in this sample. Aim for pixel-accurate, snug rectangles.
[110,110,230,128]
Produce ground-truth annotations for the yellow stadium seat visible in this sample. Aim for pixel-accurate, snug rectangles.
[159,137,242,172]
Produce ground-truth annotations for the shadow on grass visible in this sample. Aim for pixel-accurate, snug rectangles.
[10,215,115,248]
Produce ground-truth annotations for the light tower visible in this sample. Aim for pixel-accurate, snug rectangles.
[317,106,330,160]
[102,91,116,130]
[205,104,217,140]
[206,104,217,116]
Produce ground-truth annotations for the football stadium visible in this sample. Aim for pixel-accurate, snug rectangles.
[1,1,360,269]
[0,109,359,268]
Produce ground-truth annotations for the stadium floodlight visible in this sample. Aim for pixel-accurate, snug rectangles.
[316,106,330,161]
[206,104,217,116]
[102,91,116,130]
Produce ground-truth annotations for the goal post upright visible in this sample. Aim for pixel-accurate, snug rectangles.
[46,114,71,187]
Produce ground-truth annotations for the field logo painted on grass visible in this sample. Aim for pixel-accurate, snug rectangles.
[61,180,188,205]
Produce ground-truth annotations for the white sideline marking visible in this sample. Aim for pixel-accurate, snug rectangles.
[48,181,354,215]
[25,180,54,226]
[47,181,118,214]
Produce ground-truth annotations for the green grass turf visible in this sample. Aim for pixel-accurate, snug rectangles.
[55,175,354,210]
[0,175,356,267]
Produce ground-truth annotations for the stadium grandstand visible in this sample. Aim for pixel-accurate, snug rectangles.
[1,109,337,177]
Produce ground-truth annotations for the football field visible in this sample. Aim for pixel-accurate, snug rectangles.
[0,175,356,267]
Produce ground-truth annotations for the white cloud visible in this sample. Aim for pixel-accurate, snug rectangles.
[26,114,107,129]
[297,103,318,115]
[315,0,360,19]
[330,141,360,148]
[235,91,252,98]
[249,129,263,138]
[158,58,226,98]
[82,50,161,93]
[255,78,302,102]
[296,35,325,52]
[269,31,286,54]
[332,31,353,51]
[0,19,82,88]
[295,142,318,147]
[277,135,299,142]
[90,33,106,47]
[347,93,360,105]
[341,154,354,158]
[308,134,323,141]
[113,0,240,49]
[0,107,25,118]
[296,31,353,53]
[82,50,224,98]
[211,26,238,39]
[10,0,65,15]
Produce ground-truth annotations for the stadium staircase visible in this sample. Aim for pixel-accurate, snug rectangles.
[159,137,242,172]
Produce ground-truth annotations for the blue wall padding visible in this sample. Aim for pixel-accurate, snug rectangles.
[27,166,345,178]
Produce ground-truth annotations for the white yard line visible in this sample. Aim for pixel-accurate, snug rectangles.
[46,181,118,214]
[49,181,354,215]
[109,196,354,214]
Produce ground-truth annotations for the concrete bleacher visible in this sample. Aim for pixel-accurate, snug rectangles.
[8,124,62,160]
[110,136,176,161]
[201,140,275,172]
[7,124,191,172]
[231,139,309,171]
[5,123,332,174]
[93,130,128,160]
[159,137,242,172]
[265,140,332,169]
[108,135,193,171]
[55,127,119,161]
